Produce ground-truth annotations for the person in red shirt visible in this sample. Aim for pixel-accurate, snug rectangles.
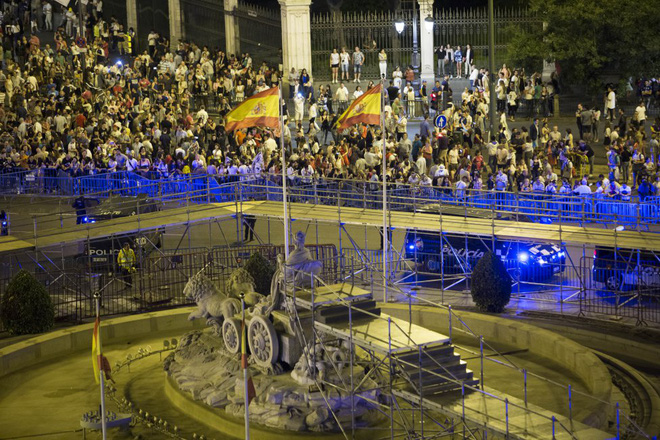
[75,112,87,128]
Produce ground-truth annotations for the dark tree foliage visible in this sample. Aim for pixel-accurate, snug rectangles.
[243,253,275,296]
[0,270,55,335]
[470,252,511,313]
[506,0,660,90]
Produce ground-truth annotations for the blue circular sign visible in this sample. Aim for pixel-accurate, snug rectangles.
[435,114,447,129]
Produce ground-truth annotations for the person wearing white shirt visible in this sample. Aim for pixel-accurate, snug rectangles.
[339,48,350,81]
[263,133,277,155]
[335,82,349,113]
[353,86,364,100]
[43,2,53,30]
[392,67,403,89]
[294,93,305,124]
[455,176,468,199]
[634,102,647,126]
[464,44,473,76]
[301,162,314,183]
[606,86,616,120]
[195,106,208,125]
[126,154,138,172]
[238,163,251,180]
[330,49,340,83]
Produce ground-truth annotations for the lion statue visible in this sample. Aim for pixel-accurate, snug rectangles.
[224,267,264,307]
[184,272,239,325]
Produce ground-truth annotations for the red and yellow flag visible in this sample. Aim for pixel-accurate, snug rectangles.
[92,317,101,384]
[225,87,280,132]
[241,319,257,404]
[335,84,382,129]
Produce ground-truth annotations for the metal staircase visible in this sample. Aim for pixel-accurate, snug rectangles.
[393,344,479,396]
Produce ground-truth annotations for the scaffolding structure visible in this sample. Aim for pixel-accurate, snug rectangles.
[0,177,656,438]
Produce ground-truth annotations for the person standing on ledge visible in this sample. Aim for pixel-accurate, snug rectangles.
[117,242,136,290]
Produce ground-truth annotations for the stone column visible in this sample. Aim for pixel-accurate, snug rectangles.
[168,0,184,46]
[224,0,240,56]
[418,0,435,85]
[126,0,138,33]
[279,0,313,87]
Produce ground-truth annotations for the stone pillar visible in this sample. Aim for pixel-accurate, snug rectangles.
[418,0,435,85]
[168,0,184,46]
[126,0,138,33]
[279,0,313,87]
[224,0,240,56]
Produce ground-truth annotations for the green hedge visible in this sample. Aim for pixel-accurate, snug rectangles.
[243,253,275,296]
[470,252,512,313]
[0,270,55,335]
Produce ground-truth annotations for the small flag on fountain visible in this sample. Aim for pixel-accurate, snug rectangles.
[241,319,257,404]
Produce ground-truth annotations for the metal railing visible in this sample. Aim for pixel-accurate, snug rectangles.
[334,256,651,439]
[292,269,581,440]
[3,171,660,231]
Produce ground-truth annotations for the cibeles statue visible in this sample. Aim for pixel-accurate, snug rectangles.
[285,231,323,288]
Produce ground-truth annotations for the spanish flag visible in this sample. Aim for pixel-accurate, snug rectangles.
[225,87,280,132]
[335,84,382,129]
[92,317,101,384]
[241,318,257,404]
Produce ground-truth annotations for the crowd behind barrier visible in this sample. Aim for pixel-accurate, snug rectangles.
[4,169,659,230]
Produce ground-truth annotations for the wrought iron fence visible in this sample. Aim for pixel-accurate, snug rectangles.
[580,256,660,325]
[234,1,282,63]
[181,0,225,50]
[311,10,415,81]
[310,7,540,81]
[0,243,338,329]
[433,8,539,71]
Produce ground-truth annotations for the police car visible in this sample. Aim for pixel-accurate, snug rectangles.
[404,206,565,282]
[82,194,161,223]
[593,246,660,292]
[76,194,163,269]
[81,232,162,270]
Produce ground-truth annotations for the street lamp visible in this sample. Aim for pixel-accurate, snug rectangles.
[394,19,405,34]
[424,15,434,33]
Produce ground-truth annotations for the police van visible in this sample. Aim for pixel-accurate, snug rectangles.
[81,231,162,271]
[404,206,565,282]
[76,194,163,270]
[592,246,660,292]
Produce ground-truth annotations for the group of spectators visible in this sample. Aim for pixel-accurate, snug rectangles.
[0,0,659,206]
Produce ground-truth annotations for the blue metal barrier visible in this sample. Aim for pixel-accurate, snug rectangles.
[3,169,660,229]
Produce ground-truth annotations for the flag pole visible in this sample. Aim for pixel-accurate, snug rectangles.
[279,86,290,259]
[381,80,388,303]
[240,293,250,440]
[93,292,107,440]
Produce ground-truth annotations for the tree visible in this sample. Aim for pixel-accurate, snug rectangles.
[505,0,660,90]
[470,252,511,313]
[0,270,55,335]
[243,253,275,296]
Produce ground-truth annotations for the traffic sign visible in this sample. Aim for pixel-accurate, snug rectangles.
[435,114,447,129]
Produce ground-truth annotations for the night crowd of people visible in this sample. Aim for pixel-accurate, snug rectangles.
[1,1,660,204]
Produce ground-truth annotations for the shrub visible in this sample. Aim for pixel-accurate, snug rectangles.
[470,252,511,313]
[0,270,55,335]
[243,253,275,296]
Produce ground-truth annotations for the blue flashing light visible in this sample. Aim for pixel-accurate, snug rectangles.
[538,258,546,266]
[83,216,89,223]
[408,244,415,250]
[1,221,6,226]
[518,252,529,263]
